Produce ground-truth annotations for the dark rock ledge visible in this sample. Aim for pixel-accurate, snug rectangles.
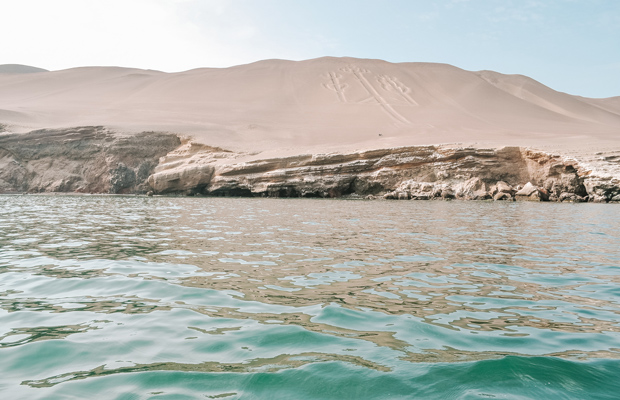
[0,127,180,194]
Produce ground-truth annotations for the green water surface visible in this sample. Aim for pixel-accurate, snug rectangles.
[1,196,619,399]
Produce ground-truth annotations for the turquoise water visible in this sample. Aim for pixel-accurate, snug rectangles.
[1,196,619,399]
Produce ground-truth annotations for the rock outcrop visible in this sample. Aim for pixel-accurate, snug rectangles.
[0,127,180,193]
[146,141,231,194]
[1,127,619,202]
[149,142,618,202]
[515,182,548,201]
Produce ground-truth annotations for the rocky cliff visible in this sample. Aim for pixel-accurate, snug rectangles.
[148,137,620,203]
[1,127,619,202]
[0,127,180,194]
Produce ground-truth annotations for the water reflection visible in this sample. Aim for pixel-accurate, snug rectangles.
[1,195,619,398]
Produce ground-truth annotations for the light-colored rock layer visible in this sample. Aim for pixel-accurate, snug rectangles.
[150,140,620,202]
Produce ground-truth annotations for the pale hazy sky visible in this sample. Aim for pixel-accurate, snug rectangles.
[1,0,618,98]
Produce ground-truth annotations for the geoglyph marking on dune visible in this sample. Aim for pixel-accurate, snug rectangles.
[339,65,411,124]
[322,72,348,103]
[321,65,412,124]
[377,75,419,106]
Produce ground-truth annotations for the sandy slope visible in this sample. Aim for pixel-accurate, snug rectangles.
[0,64,48,74]
[0,57,618,158]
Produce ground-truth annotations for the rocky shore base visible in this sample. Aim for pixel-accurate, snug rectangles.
[1,127,619,203]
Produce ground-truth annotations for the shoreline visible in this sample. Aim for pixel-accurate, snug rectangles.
[4,192,617,203]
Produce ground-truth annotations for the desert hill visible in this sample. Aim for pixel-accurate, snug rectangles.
[0,57,618,155]
[0,64,49,74]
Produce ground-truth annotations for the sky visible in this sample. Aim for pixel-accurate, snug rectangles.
[1,0,619,98]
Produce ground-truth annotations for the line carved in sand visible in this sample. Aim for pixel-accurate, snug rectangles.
[377,75,419,106]
[339,65,411,124]
[322,72,348,103]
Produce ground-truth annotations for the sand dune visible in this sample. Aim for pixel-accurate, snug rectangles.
[0,57,618,155]
[0,64,48,74]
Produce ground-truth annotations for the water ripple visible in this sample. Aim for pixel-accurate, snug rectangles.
[1,195,619,399]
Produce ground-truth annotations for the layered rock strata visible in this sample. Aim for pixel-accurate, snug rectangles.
[1,127,619,202]
[150,141,619,202]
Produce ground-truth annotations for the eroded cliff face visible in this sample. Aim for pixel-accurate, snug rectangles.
[149,141,620,202]
[0,127,180,193]
[1,127,619,202]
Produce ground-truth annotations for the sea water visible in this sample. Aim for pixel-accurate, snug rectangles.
[0,195,619,399]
